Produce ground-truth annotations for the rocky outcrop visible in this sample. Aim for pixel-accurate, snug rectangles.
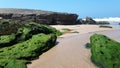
[0,13,13,19]
[0,21,62,68]
[77,17,96,24]
[76,18,86,24]
[0,8,78,25]
[86,16,96,24]
[77,17,110,25]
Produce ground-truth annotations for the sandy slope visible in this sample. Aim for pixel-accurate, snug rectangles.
[27,25,119,68]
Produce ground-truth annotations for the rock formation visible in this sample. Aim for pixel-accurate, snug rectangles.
[90,34,120,68]
[86,16,96,24]
[77,17,96,24]
[76,18,86,24]
[0,8,78,25]
[0,21,62,68]
[77,17,110,25]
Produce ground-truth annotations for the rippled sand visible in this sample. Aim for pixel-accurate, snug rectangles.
[27,25,120,68]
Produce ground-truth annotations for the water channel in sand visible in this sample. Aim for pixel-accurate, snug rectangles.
[27,29,120,68]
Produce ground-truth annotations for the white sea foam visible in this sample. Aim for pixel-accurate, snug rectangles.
[93,17,120,22]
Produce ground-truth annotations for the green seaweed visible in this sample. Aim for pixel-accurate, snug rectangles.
[4,59,27,68]
[0,34,56,68]
[0,34,16,48]
[99,25,112,28]
[90,34,120,68]
[25,22,62,36]
[0,34,15,44]
[0,21,61,68]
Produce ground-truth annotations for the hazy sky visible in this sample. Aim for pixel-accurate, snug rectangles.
[0,0,120,18]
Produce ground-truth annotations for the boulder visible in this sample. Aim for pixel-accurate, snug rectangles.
[86,16,96,24]
[90,34,120,68]
[76,18,86,24]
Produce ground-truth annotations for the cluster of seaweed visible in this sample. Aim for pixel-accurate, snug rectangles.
[0,20,62,68]
[99,25,112,28]
[90,34,120,68]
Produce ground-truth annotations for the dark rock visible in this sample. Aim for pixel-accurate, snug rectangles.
[76,18,86,24]
[36,19,50,25]
[86,16,96,24]
[77,17,98,24]
[37,13,78,25]
[0,8,78,25]
[11,14,23,19]
[55,13,78,25]
[0,13,13,19]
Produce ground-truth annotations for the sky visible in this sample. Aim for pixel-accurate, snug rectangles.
[0,0,120,18]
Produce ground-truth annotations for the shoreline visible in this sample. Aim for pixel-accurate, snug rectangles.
[52,25,115,37]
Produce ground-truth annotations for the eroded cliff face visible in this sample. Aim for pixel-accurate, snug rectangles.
[0,8,78,25]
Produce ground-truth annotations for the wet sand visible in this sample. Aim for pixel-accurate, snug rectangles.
[51,25,114,37]
[27,25,120,68]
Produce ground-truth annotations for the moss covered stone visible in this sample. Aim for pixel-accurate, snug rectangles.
[90,34,120,68]
[0,34,15,44]
[0,34,56,68]
[24,22,62,36]
[99,25,112,28]
[0,21,61,68]
[4,59,27,68]
[0,34,16,48]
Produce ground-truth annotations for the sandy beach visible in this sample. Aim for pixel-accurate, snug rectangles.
[27,25,120,68]
[52,25,114,37]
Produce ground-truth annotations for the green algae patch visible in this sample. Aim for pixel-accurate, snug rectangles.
[99,25,112,28]
[90,34,120,68]
[4,59,27,68]
[0,21,61,68]
[0,34,15,44]
[0,34,16,48]
[0,34,56,68]
[25,22,62,36]
[16,27,31,42]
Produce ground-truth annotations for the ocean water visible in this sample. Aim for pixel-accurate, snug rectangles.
[106,22,120,30]
[110,25,120,29]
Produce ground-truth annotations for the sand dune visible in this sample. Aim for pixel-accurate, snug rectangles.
[27,25,119,68]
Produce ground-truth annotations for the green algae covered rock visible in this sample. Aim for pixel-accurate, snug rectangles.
[24,22,62,36]
[0,34,56,68]
[90,34,120,68]
[0,58,27,68]
[15,22,62,42]
[0,21,61,68]
[0,34,16,48]
[0,34,15,44]
[4,59,27,68]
